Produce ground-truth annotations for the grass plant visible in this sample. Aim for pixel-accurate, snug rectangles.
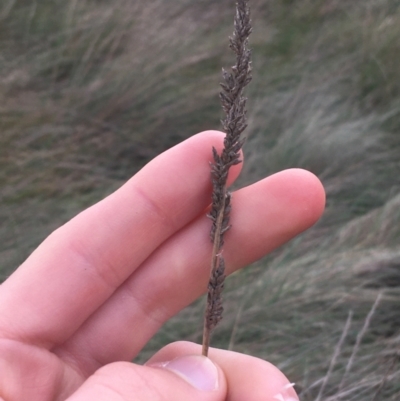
[203,0,252,356]
[1,0,400,399]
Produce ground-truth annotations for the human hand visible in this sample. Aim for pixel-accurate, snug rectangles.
[0,131,325,400]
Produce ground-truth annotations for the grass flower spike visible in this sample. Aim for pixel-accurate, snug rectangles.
[202,0,252,357]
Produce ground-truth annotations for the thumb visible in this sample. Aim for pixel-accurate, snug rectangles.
[66,356,227,401]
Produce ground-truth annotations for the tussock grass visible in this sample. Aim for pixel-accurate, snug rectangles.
[1,1,400,399]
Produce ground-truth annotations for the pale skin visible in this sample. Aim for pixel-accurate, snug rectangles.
[0,131,325,401]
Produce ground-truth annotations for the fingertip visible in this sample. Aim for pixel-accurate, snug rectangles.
[136,130,243,195]
[278,168,326,227]
[147,343,299,401]
[192,130,245,185]
[146,341,228,396]
[224,168,325,267]
[194,129,226,140]
[148,355,221,392]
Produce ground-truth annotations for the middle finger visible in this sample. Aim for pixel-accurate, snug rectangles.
[54,169,325,375]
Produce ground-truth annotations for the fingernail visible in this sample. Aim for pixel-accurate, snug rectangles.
[150,355,219,391]
[273,383,299,401]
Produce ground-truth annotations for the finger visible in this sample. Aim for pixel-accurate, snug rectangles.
[0,131,242,348]
[66,357,227,401]
[55,169,325,372]
[148,341,299,401]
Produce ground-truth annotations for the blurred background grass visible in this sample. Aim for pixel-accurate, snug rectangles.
[1,0,399,399]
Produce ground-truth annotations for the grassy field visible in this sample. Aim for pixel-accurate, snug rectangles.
[1,0,400,399]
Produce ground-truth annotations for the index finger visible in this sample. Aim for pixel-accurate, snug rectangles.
[0,131,242,348]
